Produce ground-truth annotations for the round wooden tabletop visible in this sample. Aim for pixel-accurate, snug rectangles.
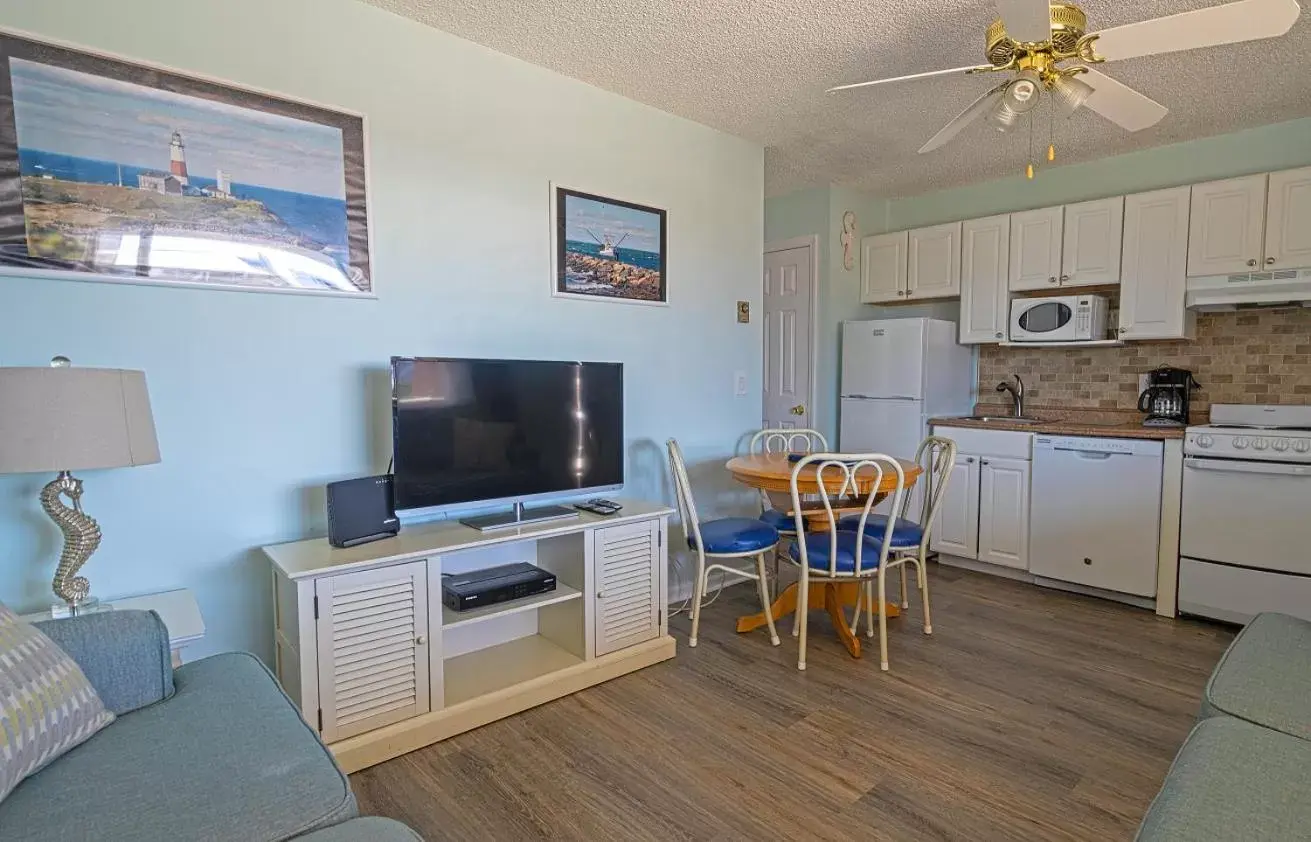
[725,452,922,495]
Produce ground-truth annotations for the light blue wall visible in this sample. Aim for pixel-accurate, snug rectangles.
[0,0,765,660]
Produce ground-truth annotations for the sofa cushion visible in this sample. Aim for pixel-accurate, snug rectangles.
[1136,717,1311,841]
[0,603,114,804]
[0,652,356,842]
[292,817,424,841]
[1201,612,1311,741]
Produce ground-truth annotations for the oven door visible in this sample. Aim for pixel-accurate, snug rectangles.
[1010,298,1076,341]
[1181,456,1311,575]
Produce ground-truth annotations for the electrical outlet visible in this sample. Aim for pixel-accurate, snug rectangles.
[734,371,748,397]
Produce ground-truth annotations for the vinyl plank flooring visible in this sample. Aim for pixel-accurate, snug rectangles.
[352,565,1233,841]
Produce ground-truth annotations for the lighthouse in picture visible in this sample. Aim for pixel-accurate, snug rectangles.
[169,130,189,185]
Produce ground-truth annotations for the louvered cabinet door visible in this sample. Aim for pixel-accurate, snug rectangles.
[593,520,661,657]
[315,561,430,742]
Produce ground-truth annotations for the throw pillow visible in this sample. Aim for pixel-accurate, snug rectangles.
[0,603,114,803]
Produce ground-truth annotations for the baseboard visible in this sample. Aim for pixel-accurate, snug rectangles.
[938,555,1158,611]
[937,554,1033,582]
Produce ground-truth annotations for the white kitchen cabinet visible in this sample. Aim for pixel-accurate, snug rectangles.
[1008,206,1064,291]
[1119,187,1196,341]
[1188,175,1268,276]
[861,231,908,303]
[907,222,962,299]
[977,457,1030,570]
[959,215,1011,344]
[931,454,980,558]
[593,520,661,657]
[1264,165,1311,271]
[1061,197,1124,287]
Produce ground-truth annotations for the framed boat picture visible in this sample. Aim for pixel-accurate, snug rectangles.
[552,185,667,305]
[0,30,373,297]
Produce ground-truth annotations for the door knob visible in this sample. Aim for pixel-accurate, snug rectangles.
[790,404,805,416]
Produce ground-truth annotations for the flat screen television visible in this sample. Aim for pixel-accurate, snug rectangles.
[391,357,624,517]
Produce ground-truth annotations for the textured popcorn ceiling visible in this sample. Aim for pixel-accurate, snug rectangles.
[362,0,1311,197]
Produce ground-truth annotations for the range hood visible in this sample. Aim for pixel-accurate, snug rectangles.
[1186,268,1311,311]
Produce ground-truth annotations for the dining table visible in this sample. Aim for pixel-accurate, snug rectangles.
[724,451,922,659]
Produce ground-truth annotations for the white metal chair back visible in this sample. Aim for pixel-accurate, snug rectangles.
[750,428,829,455]
[902,435,958,545]
[666,438,704,551]
[788,452,906,578]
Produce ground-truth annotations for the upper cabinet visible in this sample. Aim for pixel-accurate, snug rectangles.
[1265,166,1311,271]
[1061,197,1124,287]
[860,231,907,303]
[1187,175,1268,276]
[1008,206,1064,291]
[959,215,1011,344]
[1119,187,1195,341]
[907,222,962,299]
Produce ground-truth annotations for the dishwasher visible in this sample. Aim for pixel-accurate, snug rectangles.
[1029,436,1164,598]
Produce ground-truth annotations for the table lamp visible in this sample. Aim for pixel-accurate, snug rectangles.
[0,357,160,616]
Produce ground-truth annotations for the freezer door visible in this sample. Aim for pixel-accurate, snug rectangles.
[841,320,925,400]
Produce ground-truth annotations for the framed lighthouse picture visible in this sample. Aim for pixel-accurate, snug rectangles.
[0,30,373,297]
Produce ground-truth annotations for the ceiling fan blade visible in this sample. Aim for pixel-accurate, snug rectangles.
[827,65,990,93]
[918,84,1008,153]
[995,0,1053,43]
[1079,68,1169,132]
[1090,0,1301,62]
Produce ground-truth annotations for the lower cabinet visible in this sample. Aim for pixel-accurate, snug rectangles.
[976,458,1030,570]
[929,428,1031,571]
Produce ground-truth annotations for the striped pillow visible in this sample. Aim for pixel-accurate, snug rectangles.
[0,603,114,803]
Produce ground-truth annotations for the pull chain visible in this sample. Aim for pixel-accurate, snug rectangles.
[1026,116,1035,180]
[1048,100,1056,162]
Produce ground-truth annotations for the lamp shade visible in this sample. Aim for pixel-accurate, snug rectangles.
[0,366,160,474]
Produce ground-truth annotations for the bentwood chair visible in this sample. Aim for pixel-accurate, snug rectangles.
[837,435,957,636]
[750,428,828,594]
[667,439,781,648]
[784,453,906,671]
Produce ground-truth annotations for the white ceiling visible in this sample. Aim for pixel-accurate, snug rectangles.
[361,0,1311,197]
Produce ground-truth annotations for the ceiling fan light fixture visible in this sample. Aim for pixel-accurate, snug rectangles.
[1003,71,1043,113]
[986,98,1020,132]
[1051,74,1094,116]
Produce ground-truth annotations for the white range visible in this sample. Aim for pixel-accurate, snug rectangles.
[1181,404,1311,624]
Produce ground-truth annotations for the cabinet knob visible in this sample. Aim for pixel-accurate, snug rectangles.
[1266,257,1276,265]
[1060,274,1070,282]
[981,459,990,466]
[994,332,1003,339]
[1119,326,1128,334]
[1048,276,1057,283]
[965,457,975,463]
[597,591,605,599]
[415,635,427,645]
[897,290,906,297]
[1083,558,1092,566]
[1247,259,1258,267]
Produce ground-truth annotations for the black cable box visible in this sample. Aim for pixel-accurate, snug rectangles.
[442,562,557,612]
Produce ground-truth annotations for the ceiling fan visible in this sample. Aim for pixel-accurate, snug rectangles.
[829,0,1302,172]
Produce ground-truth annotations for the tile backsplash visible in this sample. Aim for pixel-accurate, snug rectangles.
[976,308,1311,416]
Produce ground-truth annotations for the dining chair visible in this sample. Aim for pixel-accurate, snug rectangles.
[749,428,828,595]
[784,452,906,671]
[836,435,956,637]
[666,439,781,648]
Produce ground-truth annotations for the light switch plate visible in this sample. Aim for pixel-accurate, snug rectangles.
[734,371,748,396]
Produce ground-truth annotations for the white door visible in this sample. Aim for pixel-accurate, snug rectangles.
[1264,166,1311,271]
[861,231,908,303]
[977,457,1030,570]
[929,453,980,559]
[840,319,925,400]
[1188,175,1268,276]
[763,244,814,431]
[907,222,962,299]
[593,520,661,657]
[1061,197,1124,287]
[1120,187,1193,341]
[959,215,1011,344]
[315,561,431,743]
[1008,206,1064,291]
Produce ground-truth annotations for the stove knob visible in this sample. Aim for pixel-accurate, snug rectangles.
[1272,439,1290,452]
[1195,434,1214,449]
[1253,437,1269,451]
[1233,436,1250,450]
[1295,440,1311,454]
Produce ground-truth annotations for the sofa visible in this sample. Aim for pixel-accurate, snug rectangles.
[1136,612,1311,840]
[0,609,421,842]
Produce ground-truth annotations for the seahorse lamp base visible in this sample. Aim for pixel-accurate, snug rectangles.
[40,470,106,617]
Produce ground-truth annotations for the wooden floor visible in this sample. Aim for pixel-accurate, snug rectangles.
[353,565,1233,841]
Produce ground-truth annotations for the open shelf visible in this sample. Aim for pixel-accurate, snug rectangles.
[441,583,582,629]
[998,339,1125,348]
[443,634,583,707]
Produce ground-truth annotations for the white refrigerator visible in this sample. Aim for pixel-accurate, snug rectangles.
[839,318,974,509]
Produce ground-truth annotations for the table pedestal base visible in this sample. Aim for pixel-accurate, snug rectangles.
[736,581,900,658]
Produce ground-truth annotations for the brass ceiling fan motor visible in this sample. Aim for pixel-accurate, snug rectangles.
[986,3,1089,66]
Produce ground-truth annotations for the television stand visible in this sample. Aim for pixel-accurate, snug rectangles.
[460,502,579,532]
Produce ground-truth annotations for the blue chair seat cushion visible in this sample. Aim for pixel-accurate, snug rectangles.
[836,514,924,548]
[690,518,780,554]
[758,509,801,535]
[788,531,884,574]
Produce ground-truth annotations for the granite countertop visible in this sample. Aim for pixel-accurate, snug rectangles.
[929,406,1195,440]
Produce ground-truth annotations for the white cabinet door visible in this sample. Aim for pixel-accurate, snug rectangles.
[929,453,980,559]
[1008,206,1064,291]
[1188,175,1267,276]
[594,520,661,657]
[977,457,1030,570]
[861,231,908,303]
[907,222,961,299]
[1061,197,1124,287]
[1120,187,1194,340]
[1264,166,1311,271]
[959,215,1011,344]
[315,561,431,743]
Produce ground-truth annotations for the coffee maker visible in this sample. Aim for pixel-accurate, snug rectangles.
[1138,366,1201,427]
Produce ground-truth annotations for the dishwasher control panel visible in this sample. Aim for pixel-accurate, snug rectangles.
[1035,436,1154,456]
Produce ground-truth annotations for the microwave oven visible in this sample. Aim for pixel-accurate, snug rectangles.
[1009,295,1110,342]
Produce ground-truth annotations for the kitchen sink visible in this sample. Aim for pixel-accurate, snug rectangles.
[955,415,1044,425]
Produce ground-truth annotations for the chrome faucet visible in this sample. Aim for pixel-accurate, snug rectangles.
[996,374,1025,418]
